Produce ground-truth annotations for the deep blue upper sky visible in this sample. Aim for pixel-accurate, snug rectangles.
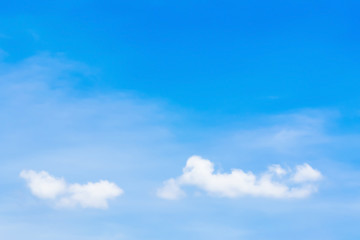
[2,0,360,115]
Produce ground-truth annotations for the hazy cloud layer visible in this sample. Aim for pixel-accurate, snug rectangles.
[157,156,322,200]
[20,170,123,209]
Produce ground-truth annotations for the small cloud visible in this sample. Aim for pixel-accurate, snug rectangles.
[268,164,287,176]
[20,170,66,199]
[157,156,323,200]
[157,178,185,200]
[20,170,123,209]
[291,163,323,183]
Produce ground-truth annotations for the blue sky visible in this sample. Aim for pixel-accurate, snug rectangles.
[1,0,360,239]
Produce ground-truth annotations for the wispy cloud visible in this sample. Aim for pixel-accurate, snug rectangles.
[228,111,333,154]
[157,155,322,200]
[0,53,178,177]
[20,170,123,209]
[0,53,180,212]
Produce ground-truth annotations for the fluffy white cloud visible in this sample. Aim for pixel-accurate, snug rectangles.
[20,170,66,199]
[157,156,323,200]
[59,181,123,208]
[20,170,123,209]
[292,163,323,183]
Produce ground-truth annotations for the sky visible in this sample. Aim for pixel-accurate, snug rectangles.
[1,0,360,239]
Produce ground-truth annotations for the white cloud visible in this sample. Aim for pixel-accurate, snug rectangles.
[59,181,123,209]
[268,164,287,176]
[19,170,66,199]
[20,170,123,209]
[157,156,323,200]
[156,178,185,200]
[292,163,323,183]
